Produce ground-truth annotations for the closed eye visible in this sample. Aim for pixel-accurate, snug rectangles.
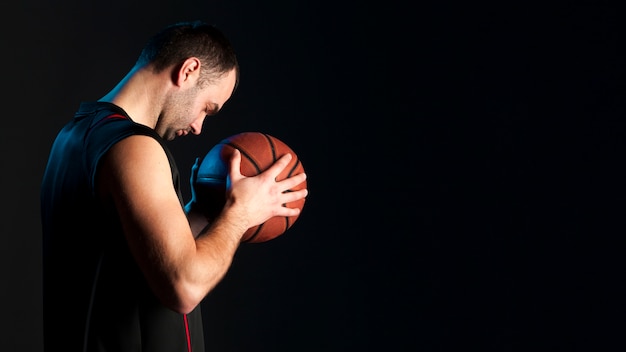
[205,104,220,116]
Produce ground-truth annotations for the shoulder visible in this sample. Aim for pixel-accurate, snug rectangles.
[103,134,169,176]
[96,135,172,199]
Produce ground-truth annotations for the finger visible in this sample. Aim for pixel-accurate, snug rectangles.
[190,157,200,177]
[263,153,293,179]
[273,204,302,218]
[280,188,308,204]
[227,149,243,183]
[277,172,307,190]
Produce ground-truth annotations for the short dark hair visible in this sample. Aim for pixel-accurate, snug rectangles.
[137,20,239,89]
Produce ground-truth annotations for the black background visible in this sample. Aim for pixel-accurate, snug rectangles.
[1,1,625,351]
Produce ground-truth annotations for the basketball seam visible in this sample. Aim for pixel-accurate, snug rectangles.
[224,141,263,174]
[221,132,301,243]
[244,223,264,243]
[262,133,278,161]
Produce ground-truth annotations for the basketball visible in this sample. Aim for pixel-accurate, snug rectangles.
[194,132,307,243]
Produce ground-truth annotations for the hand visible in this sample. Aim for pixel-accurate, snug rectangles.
[188,156,201,203]
[225,149,308,230]
[184,156,226,219]
[184,157,201,214]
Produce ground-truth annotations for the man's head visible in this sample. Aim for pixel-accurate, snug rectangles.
[137,20,239,90]
[136,21,239,140]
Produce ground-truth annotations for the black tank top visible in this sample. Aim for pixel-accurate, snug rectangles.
[40,101,204,352]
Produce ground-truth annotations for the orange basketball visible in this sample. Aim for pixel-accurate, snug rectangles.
[194,132,306,243]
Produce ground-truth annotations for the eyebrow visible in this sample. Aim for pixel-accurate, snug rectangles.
[207,103,220,115]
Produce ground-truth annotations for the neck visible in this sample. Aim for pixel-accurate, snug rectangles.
[98,66,168,129]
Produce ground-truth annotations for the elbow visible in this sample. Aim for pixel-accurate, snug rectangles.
[157,282,207,315]
[178,290,205,315]
[150,257,230,314]
[172,301,201,315]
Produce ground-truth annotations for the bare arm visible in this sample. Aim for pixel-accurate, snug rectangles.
[98,135,307,314]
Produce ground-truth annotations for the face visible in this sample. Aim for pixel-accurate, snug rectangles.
[157,68,237,141]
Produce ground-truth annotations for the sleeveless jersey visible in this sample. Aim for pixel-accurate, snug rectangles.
[40,102,204,352]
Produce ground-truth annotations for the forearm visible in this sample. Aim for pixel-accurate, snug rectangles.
[185,202,210,239]
[174,203,248,312]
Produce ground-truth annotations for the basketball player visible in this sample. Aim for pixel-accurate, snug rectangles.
[40,20,307,352]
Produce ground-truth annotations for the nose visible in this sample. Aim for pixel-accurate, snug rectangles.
[189,115,206,135]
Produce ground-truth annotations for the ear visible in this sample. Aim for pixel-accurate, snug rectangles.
[174,57,201,86]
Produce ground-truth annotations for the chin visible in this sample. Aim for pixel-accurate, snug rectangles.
[163,132,176,141]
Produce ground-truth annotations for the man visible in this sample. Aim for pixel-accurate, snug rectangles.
[40,20,307,352]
